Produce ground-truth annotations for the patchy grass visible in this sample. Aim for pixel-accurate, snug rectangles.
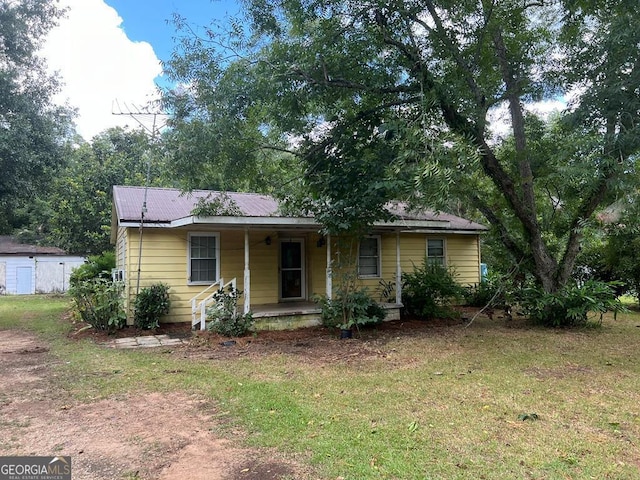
[2,296,640,479]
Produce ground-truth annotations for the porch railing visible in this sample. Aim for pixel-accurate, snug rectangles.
[190,277,236,331]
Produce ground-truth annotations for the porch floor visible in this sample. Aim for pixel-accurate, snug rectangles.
[251,301,320,319]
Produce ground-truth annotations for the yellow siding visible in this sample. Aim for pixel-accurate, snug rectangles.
[308,233,328,298]
[350,233,481,295]
[121,227,481,324]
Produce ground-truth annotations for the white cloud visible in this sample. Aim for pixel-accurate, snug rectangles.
[41,0,163,140]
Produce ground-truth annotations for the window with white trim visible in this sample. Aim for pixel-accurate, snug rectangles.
[188,233,219,284]
[358,236,381,277]
[427,238,446,266]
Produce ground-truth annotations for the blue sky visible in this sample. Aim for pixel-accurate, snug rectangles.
[104,0,241,66]
[42,0,243,139]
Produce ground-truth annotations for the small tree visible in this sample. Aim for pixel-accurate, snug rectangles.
[133,283,171,329]
[402,260,464,320]
[68,278,126,332]
[206,286,254,337]
[314,235,387,332]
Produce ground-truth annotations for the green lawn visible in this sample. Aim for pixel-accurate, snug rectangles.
[2,295,640,479]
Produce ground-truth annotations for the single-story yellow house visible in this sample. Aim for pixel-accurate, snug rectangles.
[111,186,487,330]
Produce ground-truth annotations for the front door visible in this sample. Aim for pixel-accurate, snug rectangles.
[280,239,305,300]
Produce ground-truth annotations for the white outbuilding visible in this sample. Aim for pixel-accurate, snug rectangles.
[0,236,86,295]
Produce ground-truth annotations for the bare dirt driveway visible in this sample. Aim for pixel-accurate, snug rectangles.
[0,329,316,480]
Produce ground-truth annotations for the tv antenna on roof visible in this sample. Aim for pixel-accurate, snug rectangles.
[111,98,168,140]
[112,98,170,295]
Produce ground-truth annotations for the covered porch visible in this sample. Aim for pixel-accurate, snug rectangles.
[189,228,406,330]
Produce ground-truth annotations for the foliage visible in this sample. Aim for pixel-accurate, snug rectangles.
[402,261,463,320]
[206,286,253,337]
[133,283,171,330]
[32,128,166,254]
[68,278,126,331]
[191,192,243,216]
[595,202,640,305]
[463,272,508,309]
[69,252,116,287]
[317,287,386,331]
[519,280,627,328]
[377,279,396,303]
[163,0,640,314]
[0,0,73,234]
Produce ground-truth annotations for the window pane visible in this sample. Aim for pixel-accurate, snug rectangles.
[191,236,216,259]
[427,256,445,266]
[360,238,378,256]
[281,242,302,269]
[281,270,302,298]
[359,264,378,276]
[191,259,216,282]
[359,237,379,276]
[427,239,445,265]
[190,235,217,282]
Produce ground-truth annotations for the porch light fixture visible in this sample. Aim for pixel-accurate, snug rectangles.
[265,236,272,246]
[317,237,326,248]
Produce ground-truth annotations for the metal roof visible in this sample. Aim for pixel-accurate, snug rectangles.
[0,236,68,255]
[112,186,487,232]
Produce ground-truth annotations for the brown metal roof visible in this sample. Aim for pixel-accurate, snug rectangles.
[113,186,279,223]
[0,236,68,255]
[113,186,486,232]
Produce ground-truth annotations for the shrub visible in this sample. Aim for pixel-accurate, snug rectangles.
[402,260,464,320]
[519,280,627,327]
[317,287,386,330]
[70,251,116,287]
[463,272,508,308]
[68,278,126,331]
[206,286,253,337]
[133,283,171,329]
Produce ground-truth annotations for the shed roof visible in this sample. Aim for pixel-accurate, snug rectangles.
[0,236,67,255]
[112,186,487,233]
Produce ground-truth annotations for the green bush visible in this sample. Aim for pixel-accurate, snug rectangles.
[519,280,627,327]
[402,261,464,320]
[68,278,126,331]
[133,283,171,329]
[70,251,116,287]
[317,287,386,330]
[206,286,254,337]
[464,272,507,308]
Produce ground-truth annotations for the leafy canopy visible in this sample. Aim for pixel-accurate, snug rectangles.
[164,0,640,293]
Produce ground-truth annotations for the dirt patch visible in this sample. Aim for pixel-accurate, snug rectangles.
[0,330,315,480]
[71,315,475,365]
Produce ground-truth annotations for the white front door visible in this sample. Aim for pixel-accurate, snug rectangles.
[280,239,305,300]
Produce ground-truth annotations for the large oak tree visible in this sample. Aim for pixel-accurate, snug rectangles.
[164,0,640,293]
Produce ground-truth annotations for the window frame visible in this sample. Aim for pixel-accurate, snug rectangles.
[358,235,382,278]
[187,232,220,285]
[426,237,447,266]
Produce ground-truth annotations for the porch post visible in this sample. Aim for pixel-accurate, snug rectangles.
[396,230,402,305]
[326,233,332,299]
[244,227,251,314]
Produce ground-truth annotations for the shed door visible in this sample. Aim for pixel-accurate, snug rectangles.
[280,239,305,300]
[16,266,33,294]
